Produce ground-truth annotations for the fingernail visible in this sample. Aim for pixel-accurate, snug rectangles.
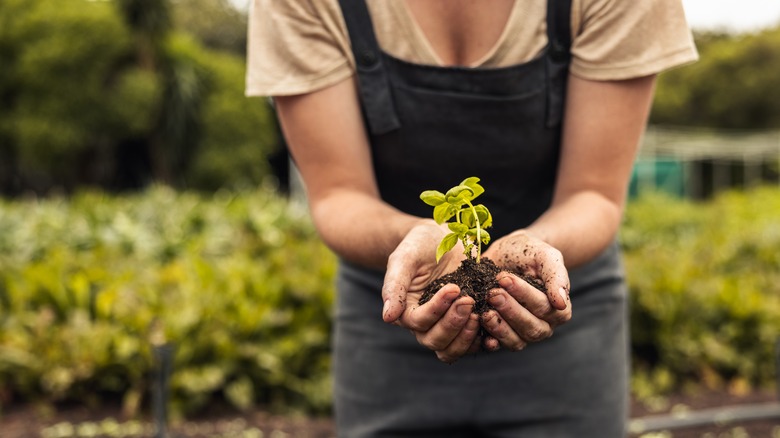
[382,300,390,318]
[457,303,472,317]
[498,276,512,289]
[558,287,569,303]
[481,311,497,324]
[489,293,506,306]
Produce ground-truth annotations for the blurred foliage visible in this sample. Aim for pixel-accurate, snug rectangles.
[0,0,134,190]
[651,27,780,129]
[171,0,249,54]
[2,2,780,415]
[0,0,276,195]
[1,187,779,416]
[623,187,780,400]
[0,186,335,416]
[3,0,779,194]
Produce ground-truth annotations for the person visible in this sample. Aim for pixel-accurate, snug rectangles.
[246,0,698,436]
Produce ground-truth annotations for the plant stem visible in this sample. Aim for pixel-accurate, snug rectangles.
[465,200,482,263]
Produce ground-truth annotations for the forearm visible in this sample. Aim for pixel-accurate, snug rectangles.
[310,189,429,269]
[525,190,623,268]
[524,74,656,268]
[274,79,431,269]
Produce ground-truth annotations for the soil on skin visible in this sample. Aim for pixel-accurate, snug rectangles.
[418,256,546,314]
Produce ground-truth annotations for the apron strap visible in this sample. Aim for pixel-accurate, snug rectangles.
[338,0,570,131]
[545,0,573,128]
[547,0,573,62]
[337,0,401,135]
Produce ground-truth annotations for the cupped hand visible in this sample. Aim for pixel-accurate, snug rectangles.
[479,229,572,351]
[381,220,481,363]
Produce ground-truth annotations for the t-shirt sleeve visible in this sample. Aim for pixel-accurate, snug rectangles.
[570,0,699,80]
[245,0,354,97]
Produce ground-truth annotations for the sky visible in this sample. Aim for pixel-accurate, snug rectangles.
[682,0,780,32]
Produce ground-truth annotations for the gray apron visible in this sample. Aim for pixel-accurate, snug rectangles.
[333,1,629,436]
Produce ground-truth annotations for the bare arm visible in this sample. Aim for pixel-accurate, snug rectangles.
[275,78,423,269]
[481,73,657,350]
[275,77,479,363]
[527,73,657,267]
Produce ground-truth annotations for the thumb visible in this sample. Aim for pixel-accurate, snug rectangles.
[381,280,407,323]
[541,261,570,311]
[381,251,416,323]
[525,243,570,311]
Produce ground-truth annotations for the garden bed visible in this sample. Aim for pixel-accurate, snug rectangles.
[2,390,777,438]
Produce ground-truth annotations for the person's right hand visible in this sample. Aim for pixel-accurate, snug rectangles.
[382,220,482,363]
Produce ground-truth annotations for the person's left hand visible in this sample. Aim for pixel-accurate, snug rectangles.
[479,229,572,351]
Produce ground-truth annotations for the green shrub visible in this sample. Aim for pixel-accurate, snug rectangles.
[1,187,779,416]
[623,187,780,399]
[0,187,336,415]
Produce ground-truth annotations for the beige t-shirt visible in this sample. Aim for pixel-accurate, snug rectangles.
[246,0,698,97]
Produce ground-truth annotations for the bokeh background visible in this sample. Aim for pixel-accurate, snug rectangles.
[1,0,779,437]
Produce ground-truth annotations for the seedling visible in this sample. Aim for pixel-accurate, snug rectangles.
[420,177,493,263]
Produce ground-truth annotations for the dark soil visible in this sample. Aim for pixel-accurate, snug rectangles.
[418,256,503,313]
[1,390,777,437]
[418,256,547,315]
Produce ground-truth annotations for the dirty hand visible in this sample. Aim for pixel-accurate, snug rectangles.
[382,220,482,363]
[479,229,572,351]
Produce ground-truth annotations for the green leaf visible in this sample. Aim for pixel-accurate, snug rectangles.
[480,229,491,245]
[466,228,491,245]
[436,233,459,262]
[447,222,468,235]
[462,209,476,228]
[460,177,485,199]
[445,185,474,204]
[473,205,493,228]
[420,190,446,206]
[433,203,456,224]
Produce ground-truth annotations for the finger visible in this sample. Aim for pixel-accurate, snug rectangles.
[498,274,571,327]
[413,294,473,350]
[487,289,553,343]
[435,313,480,363]
[381,249,419,323]
[480,309,528,351]
[497,273,551,317]
[482,334,501,352]
[536,247,570,311]
[402,283,462,331]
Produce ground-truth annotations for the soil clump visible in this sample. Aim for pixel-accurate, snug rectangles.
[419,257,501,313]
[419,257,547,314]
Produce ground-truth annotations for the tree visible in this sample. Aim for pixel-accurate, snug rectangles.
[115,0,207,186]
[0,0,140,192]
[171,0,249,55]
[651,28,780,129]
[0,0,277,195]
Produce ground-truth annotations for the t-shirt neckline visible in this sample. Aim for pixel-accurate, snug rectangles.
[395,0,521,68]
